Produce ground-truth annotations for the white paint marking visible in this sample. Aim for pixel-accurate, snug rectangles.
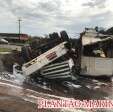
[92,79,99,83]
[71,84,82,88]
[86,85,92,89]
[93,86,100,90]
[96,82,107,86]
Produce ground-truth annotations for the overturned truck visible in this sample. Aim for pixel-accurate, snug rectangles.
[20,31,80,81]
[3,28,113,80]
[21,29,113,78]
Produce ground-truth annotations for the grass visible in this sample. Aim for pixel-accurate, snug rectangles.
[0,48,12,52]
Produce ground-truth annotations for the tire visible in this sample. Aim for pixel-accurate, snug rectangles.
[60,31,69,42]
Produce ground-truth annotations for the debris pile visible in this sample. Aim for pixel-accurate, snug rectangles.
[1,31,80,81]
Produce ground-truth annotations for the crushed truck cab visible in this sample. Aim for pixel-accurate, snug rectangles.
[22,42,69,76]
[21,31,78,80]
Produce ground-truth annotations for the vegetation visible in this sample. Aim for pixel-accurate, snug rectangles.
[106,27,113,35]
[98,26,113,35]
[0,48,12,52]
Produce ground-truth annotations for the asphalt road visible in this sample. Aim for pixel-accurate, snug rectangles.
[0,74,113,112]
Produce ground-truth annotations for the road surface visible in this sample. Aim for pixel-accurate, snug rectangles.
[0,73,113,112]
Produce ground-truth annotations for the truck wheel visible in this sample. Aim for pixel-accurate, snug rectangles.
[60,31,69,42]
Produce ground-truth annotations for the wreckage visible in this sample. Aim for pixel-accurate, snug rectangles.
[22,27,113,80]
[81,28,113,77]
[13,29,113,79]
[20,31,78,80]
[3,28,113,82]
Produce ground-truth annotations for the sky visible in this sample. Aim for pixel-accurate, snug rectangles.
[0,0,113,37]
